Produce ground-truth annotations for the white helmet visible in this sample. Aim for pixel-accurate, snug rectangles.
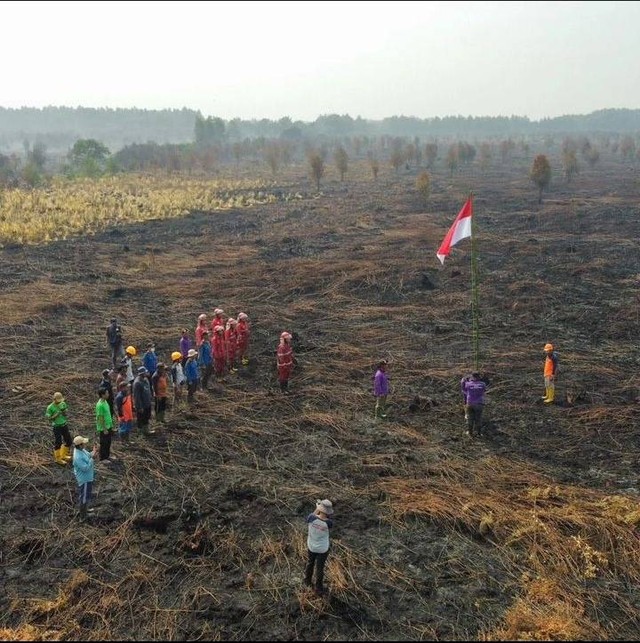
[198,313,207,321]
[214,308,224,316]
[280,331,292,341]
[238,312,248,321]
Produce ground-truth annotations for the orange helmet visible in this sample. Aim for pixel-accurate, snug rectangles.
[543,343,554,351]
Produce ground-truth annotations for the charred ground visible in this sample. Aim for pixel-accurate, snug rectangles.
[1,156,640,641]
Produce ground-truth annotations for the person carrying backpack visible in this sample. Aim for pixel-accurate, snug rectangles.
[542,343,559,404]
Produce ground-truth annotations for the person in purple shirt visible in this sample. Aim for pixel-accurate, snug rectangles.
[179,329,191,366]
[372,360,390,418]
[462,372,487,437]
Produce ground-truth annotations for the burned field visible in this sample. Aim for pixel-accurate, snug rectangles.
[1,156,640,641]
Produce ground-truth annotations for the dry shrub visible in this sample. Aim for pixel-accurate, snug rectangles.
[0,626,61,641]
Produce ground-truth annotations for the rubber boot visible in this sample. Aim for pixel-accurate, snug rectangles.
[544,388,555,404]
[60,445,72,461]
[79,503,88,522]
[54,448,68,465]
[541,387,549,401]
[242,356,249,366]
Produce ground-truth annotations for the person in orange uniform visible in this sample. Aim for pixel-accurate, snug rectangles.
[195,314,208,347]
[225,318,239,373]
[277,331,294,394]
[211,308,226,335]
[542,343,558,404]
[212,325,227,382]
[236,312,251,366]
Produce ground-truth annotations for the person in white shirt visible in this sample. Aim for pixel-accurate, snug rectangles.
[304,499,334,595]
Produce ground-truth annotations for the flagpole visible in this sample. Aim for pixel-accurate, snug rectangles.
[469,193,480,370]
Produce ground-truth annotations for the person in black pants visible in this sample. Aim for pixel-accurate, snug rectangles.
[304,499,334,595]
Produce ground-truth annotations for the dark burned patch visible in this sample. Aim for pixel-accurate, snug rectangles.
[39,301,92,315]
[109,286,150,300]
[133,514,178,534]
[16,537,45,563]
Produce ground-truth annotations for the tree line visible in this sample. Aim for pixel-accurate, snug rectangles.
[1,107,640,155]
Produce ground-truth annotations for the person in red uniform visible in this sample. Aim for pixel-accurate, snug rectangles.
[212,325,227,382]
[277,331,294,394]
[195,314,208,347]
[225,318,238,373]
[236,312,251,366]
[211,308,226,335]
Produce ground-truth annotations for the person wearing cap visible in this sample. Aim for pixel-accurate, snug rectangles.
[198,330,214,389]
[461,372,487,437]
[195,314,208,347]
[72,435,98,521]
[224,319,238,373]
[133,366,154,435]
[115,381,135,442]
[236,312,251,366]
[142,342,158,388]
[542,343,559,404]
[304,499,334,595]
[99,368,115,417]
[373,360,390,418]
[151,362,170,423]
[106,317,124,368]
[45,392,73,465]
[171,351,186,405]
[277,331,294,393]
[96,387,116,463]
[180,328,191,365]
[185,348,200,403]
[212,325,227,382]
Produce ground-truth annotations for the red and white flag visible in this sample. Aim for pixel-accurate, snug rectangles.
[436,196,473,265]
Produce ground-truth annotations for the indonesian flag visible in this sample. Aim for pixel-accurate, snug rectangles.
[436,196,473,265]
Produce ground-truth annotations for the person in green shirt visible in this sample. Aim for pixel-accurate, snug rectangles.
[96,387,116,464]
[45,392,73,465]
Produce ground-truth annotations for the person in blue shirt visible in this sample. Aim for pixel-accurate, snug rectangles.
[142,342,158,382]
[185,349,200,404]
[72,435,98,522]
[304,499,334,595]
[198,330,213,390]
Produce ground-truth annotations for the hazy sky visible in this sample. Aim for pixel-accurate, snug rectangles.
[2,0,639,121]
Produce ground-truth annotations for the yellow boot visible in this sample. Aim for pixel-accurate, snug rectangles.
[544,388,555,404]
[541,387,549,401]
[53,448,67,465]
[60,445,72,461]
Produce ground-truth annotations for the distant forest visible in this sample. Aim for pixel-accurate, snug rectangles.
[1,106,639,155]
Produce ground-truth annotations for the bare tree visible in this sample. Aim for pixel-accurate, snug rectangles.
[308,151,325,191]
[334,146,348,181]
[415,171,431,206]
[424,143,438,169]
[369,155,380,181]
[562,149,579,184]
[264,142,281,176]
[390,148,404,174]
[530,154,551,204]
[446,145,459,177]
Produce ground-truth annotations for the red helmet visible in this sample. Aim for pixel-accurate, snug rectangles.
[238,312,248,321]
[214,325,224,333]
[280,331,292,340]
[214,308,224,316]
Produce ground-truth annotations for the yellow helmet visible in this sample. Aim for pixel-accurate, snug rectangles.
[171,351,182,361]
[125,345,137,356]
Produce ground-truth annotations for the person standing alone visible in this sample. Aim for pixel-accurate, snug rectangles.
[304,499,334,596]
[461,372,487,437]
[542,343,559,404]
[277,332,294,393]
[373,360,389,418]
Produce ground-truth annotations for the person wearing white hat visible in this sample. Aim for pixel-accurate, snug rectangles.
[304,498,334,595]
[236,312,251,366]
[72,435,98,521]
[185,348,200,403]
